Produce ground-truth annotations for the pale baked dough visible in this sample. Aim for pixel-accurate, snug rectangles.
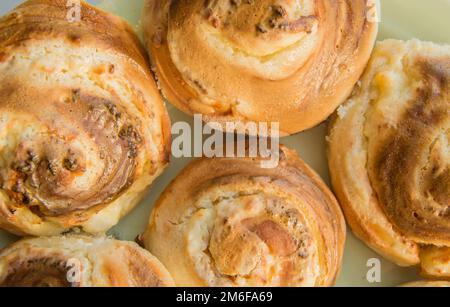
[0,0,171,236]
[328,39,450,278]
[0,235,174,287]
[141,146,346,286]
[142,0,378,135]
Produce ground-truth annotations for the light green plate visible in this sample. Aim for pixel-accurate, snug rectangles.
[0,0,449,287]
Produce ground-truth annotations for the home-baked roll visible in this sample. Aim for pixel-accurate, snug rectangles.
[401,281,450,288]
[141,146,346,286]
[0,235,174,287]
[142,0,379,135]
[0,0,171,236]
[328,40,450,277]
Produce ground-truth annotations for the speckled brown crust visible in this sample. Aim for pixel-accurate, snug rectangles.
[142,0,378,135]
[327,40,450,278]
[0,0,171,236]
[141,145,345,286]
[0,235,175,287]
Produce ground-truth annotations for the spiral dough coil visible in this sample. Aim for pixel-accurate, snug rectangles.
[0,0,171,236]
[0,235,174,287]
[141,146,345,286]
[142,0,378,135]
[328,39,450,279]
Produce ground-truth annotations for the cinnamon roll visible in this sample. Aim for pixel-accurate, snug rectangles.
[0,0,171,236]
[328,40,450,278]
[142,0,378,135]
[141,146,346,286]
[0,235,174,287]
[402,281,450,287]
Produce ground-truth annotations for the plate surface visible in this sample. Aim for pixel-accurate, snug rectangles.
[0,0,449,287]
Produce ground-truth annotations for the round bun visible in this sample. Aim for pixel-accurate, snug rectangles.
[142,0,378,135]
[0,235,174,287]
[328,40,450,277]
[0,0,171,236]
[141,146,345,286]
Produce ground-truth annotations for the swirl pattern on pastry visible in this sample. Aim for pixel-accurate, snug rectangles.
[0,0,171,236]
[141,146,345,286]
[401,281,450,288]
[142,0,379,135]
[0,235,174,287]
[327,40,450,276]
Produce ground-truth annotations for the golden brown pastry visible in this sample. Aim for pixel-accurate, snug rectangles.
[328,40,450,277]
[142,0,379,135]
[141,146,346,286]
[0,0,171,236]
[0,235,174,287]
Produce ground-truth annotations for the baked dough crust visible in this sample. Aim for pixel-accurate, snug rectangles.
[0,235,174,287]
[142,145,345,286]
[401,281,450,288]
[0,0,171,236]
[328,39,450,277]
[142,0,378,135]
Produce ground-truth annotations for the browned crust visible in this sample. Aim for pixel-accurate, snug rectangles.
[327,39,450,274]
[370,58,449,244]
[0,0,171,236]
[143,145,346,287]
[0,235,175,287]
